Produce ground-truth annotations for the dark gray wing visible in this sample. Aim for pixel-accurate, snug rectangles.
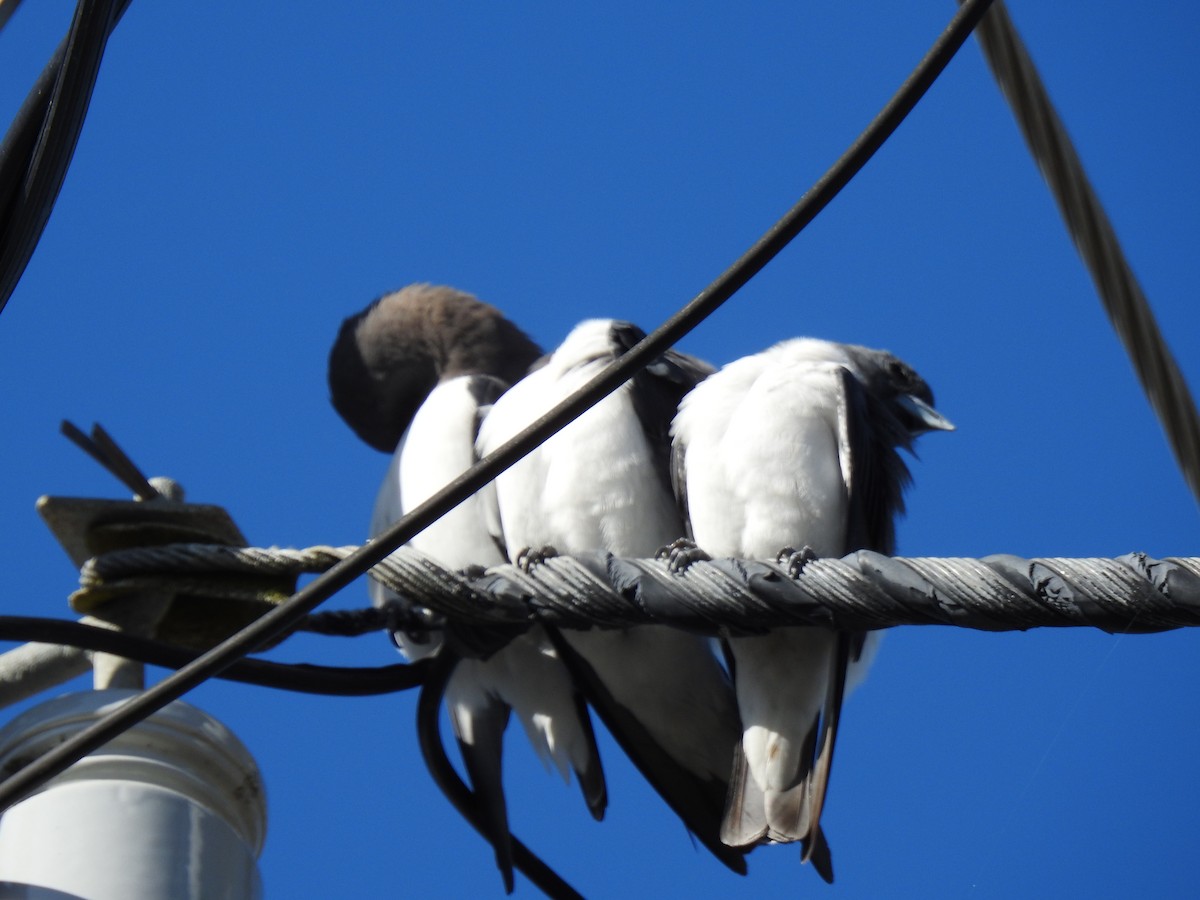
[466,374,517,562]
[670,434,694,541]
[803,362,918,874]
[790,366,902,876]
[544,627,749,876]
[608,321,715,521]
[835,366,912,556]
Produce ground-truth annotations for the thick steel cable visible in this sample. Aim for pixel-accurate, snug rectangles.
[963,0,1200,505]
[0,0,995,813]
[8,540,1184,705]
[73,542,1200,635]
[0,0,132,314]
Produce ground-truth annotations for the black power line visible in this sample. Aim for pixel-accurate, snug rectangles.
[0,0,132,314]
[0,0,996,814]
[0,616,427,695]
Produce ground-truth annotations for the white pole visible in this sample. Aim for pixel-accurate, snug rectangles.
[0,689,267,899]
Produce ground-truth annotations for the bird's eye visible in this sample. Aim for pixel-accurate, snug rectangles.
[887,359,915,386]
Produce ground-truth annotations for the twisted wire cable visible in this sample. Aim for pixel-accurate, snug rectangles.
[76,541,1200,636]
[964,0,1200,505]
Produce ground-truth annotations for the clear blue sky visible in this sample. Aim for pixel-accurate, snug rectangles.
[2,3,1198,897]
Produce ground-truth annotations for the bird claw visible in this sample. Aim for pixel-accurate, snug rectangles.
[657,537,711,573]
[777,545,819,579]
[515,544,559,572]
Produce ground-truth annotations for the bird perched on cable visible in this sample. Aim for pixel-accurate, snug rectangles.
[477,318,749,875]
[669,337,953,882]
[328,284,607,890]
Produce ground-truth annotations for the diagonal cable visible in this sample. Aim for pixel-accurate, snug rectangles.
[964,0,1200,506]
[0,0,28,33]
[0,0,132,315]
[0,0,996,813]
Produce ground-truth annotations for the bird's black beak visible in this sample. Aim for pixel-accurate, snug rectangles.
[897,394,955,434]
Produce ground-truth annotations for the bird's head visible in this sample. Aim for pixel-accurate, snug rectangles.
[843,345,955,440]
[328,284,542,452]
